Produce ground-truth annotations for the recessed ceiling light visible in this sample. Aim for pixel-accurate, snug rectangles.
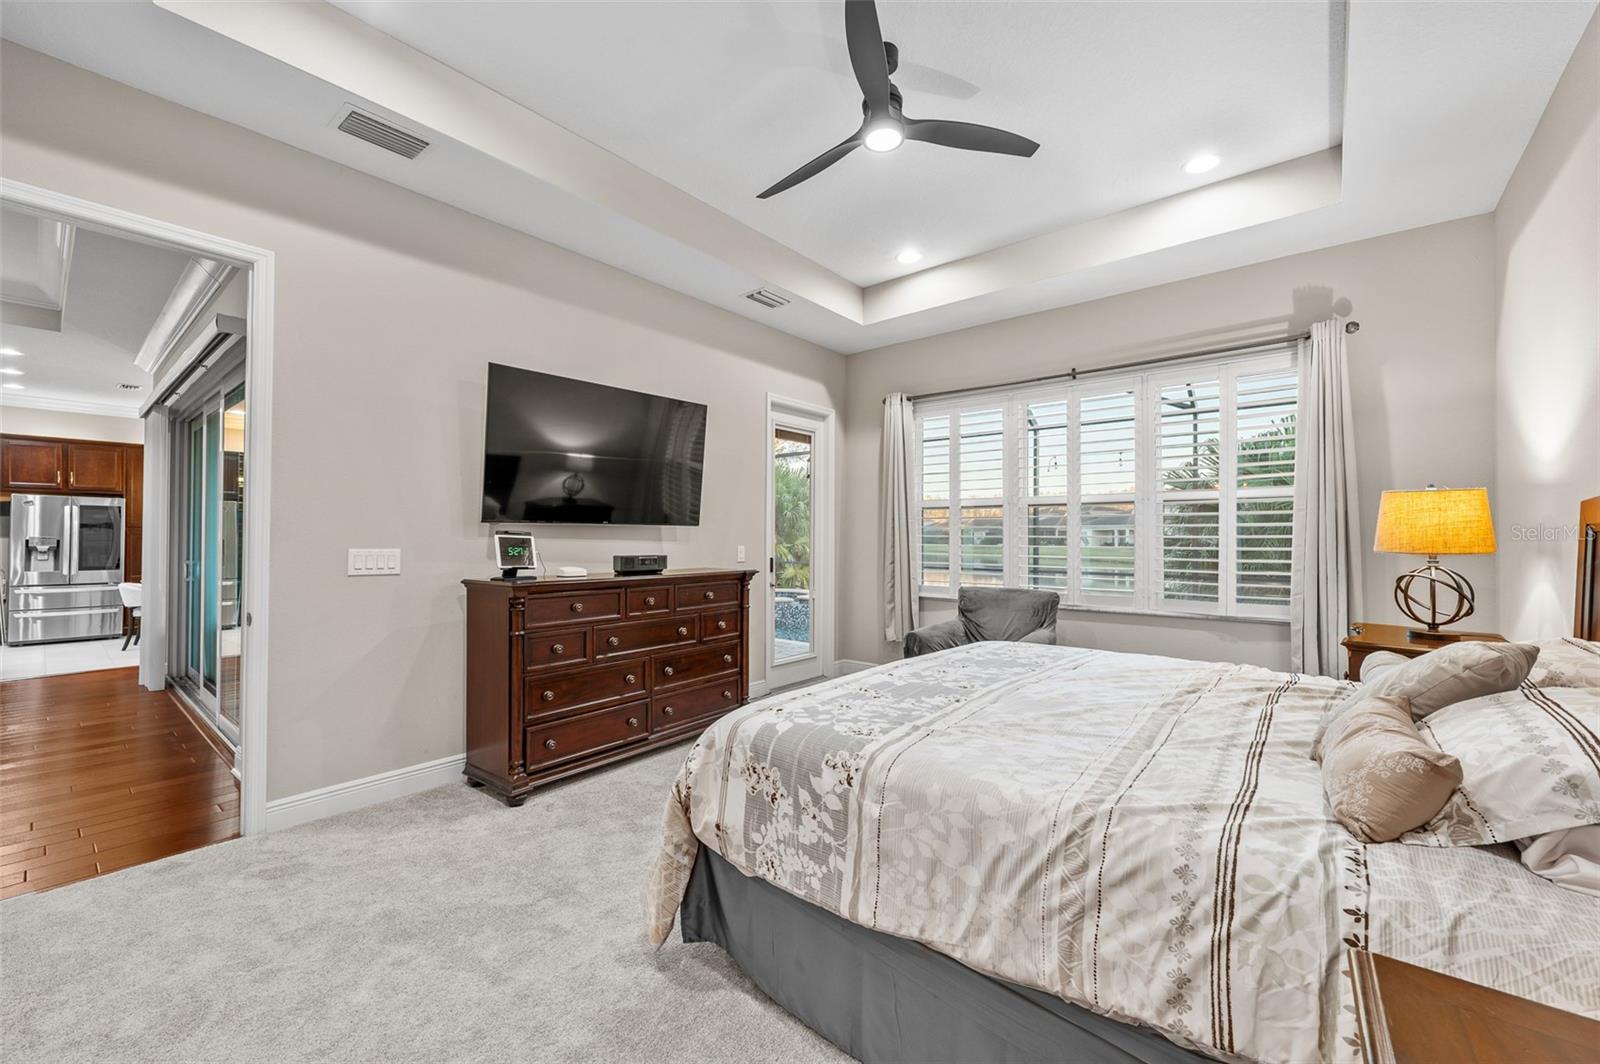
[0,367,21,376]
[2,383,23,390]
[1183,152,1221,175]
[0,347,22,357]
[896,248,923,265]
[864,122,904,153]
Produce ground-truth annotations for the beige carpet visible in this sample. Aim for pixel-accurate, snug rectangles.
[0,745,852,1063]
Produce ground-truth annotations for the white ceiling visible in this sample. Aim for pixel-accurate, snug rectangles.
[331,1,1345,287]
[1,1,1594,354]
[0,221,188,416]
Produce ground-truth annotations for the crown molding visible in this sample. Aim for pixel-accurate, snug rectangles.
[0,393,142,418]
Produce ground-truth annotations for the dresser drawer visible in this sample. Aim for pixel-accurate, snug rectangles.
[522,589,623,628]
[527,701,647,769]
[651,682,740,733]
[626,586,674,616]
[524,659,648,721]
[701,608,741,641]
[655,641,740,690]
[593,615,697,659]
[524,627,590,671]
[678,580,741,610]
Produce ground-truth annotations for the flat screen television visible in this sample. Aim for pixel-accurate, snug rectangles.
[480,363,706,525]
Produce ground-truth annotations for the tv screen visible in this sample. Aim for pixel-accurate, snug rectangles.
[480,364,706,526]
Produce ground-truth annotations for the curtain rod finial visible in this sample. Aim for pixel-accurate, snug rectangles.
[1344,320,1360,334]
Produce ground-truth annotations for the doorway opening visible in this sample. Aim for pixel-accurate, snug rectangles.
[765,396,835,690]
[1,179,274,900]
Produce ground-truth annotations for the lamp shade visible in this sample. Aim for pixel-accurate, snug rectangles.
[1373,488,1496,556]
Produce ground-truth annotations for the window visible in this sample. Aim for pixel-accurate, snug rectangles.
[915,347,1298,619]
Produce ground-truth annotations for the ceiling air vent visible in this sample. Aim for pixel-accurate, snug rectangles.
[337,108,429,160]
[743,288,790,310]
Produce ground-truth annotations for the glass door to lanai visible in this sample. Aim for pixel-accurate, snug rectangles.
[174,372,245,747]
[769,402,830,690]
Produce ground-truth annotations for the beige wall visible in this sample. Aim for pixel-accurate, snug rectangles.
[0,406,144,444]
[1493,12,1600,641]
[0,43,846,800]
[841,217,1501,669]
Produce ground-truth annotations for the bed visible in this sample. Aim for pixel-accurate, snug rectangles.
[644,641,1600,1064]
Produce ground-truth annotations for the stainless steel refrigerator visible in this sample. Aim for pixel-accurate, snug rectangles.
[5,494,125,645]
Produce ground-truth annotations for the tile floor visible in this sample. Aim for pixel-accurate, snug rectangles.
[0,637,140,682]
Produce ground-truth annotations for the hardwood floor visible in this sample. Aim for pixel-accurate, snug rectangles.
[0,667,238,900]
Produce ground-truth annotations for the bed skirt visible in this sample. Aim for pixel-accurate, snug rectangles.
[680,847,1208,1064]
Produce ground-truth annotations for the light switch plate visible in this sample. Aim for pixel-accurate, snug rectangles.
[348,548,401,576]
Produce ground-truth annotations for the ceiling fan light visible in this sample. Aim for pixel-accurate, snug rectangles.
[864,123,904,153]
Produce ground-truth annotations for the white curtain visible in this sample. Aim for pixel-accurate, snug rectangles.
[1291,319,1363,676]
[882,393,919,642]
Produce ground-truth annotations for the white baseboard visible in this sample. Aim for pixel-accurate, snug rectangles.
[265,752,466,832]
[836,659,876,675]
[749,679,770,698]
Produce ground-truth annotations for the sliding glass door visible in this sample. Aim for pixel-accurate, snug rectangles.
[173,370,245,746]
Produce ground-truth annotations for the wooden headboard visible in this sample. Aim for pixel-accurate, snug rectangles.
[1579,496,1600,640]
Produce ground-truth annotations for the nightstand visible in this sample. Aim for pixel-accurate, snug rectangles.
[1348,950,1600,1064]
[1340,621,1505,681]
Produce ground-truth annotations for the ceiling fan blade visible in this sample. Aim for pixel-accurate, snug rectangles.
[845,0,891,114]
[905,118,1040,158]
[757,133,864,199]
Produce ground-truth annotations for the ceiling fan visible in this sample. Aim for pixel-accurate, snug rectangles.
[758,0,1039,199]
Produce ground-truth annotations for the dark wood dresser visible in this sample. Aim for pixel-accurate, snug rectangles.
[462,568,757,805]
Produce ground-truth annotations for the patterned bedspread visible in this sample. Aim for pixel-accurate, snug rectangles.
[644,642,1600,1063]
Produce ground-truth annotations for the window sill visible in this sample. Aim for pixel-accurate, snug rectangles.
[917,592,1290,627]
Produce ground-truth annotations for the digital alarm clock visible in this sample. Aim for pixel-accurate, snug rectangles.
[492,532,539,580]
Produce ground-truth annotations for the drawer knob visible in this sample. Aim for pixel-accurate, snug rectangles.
[663,706,675,717]
[644,596,656,607]
[677,626,689,637]
[571,602,584,613]
[663,666,675,677]
[542,690,555,702]
[552,643,565,655]
[544,739,557,750]
[704,591,715,600]
[627,716,640,728]
[607,636,620,647]
[716,620,728,631]
[722,690,733,700]
[722,654,733,664]
[625,673,637,684]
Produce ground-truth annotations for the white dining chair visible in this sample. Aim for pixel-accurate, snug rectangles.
[118,582,142,651]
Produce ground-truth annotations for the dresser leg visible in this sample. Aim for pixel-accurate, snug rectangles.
[506,793,529,807]
[464,778,485,789]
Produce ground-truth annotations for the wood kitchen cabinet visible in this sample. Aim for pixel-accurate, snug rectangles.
[1,437,65,491]
[65,442,124,493]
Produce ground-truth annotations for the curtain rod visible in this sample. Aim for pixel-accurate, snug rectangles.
[886,327,1340,406]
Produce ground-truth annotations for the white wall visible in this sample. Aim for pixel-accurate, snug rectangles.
[0,43,846,800]
[841,217,1501,669]
[1493,11,1600,641]
[0,406,144,443]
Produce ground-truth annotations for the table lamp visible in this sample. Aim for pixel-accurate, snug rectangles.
[1373,486,1496,640]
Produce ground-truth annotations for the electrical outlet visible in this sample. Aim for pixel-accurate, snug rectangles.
[737,545,746,562]
[347,548,401,576]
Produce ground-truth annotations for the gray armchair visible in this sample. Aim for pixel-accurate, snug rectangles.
[902,587,1061,658]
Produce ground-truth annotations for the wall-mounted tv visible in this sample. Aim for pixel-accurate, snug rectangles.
[480,364,706,526]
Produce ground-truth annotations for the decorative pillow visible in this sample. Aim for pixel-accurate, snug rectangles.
[1517,825,1600,897]
[1312,641,1539,759]
[1400,685,1600,847]
[1528,637,1600,688]
[1359,650,1410,685]
[1318,692,1464,843]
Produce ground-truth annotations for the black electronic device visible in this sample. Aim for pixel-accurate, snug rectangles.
[613,553,667,576]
